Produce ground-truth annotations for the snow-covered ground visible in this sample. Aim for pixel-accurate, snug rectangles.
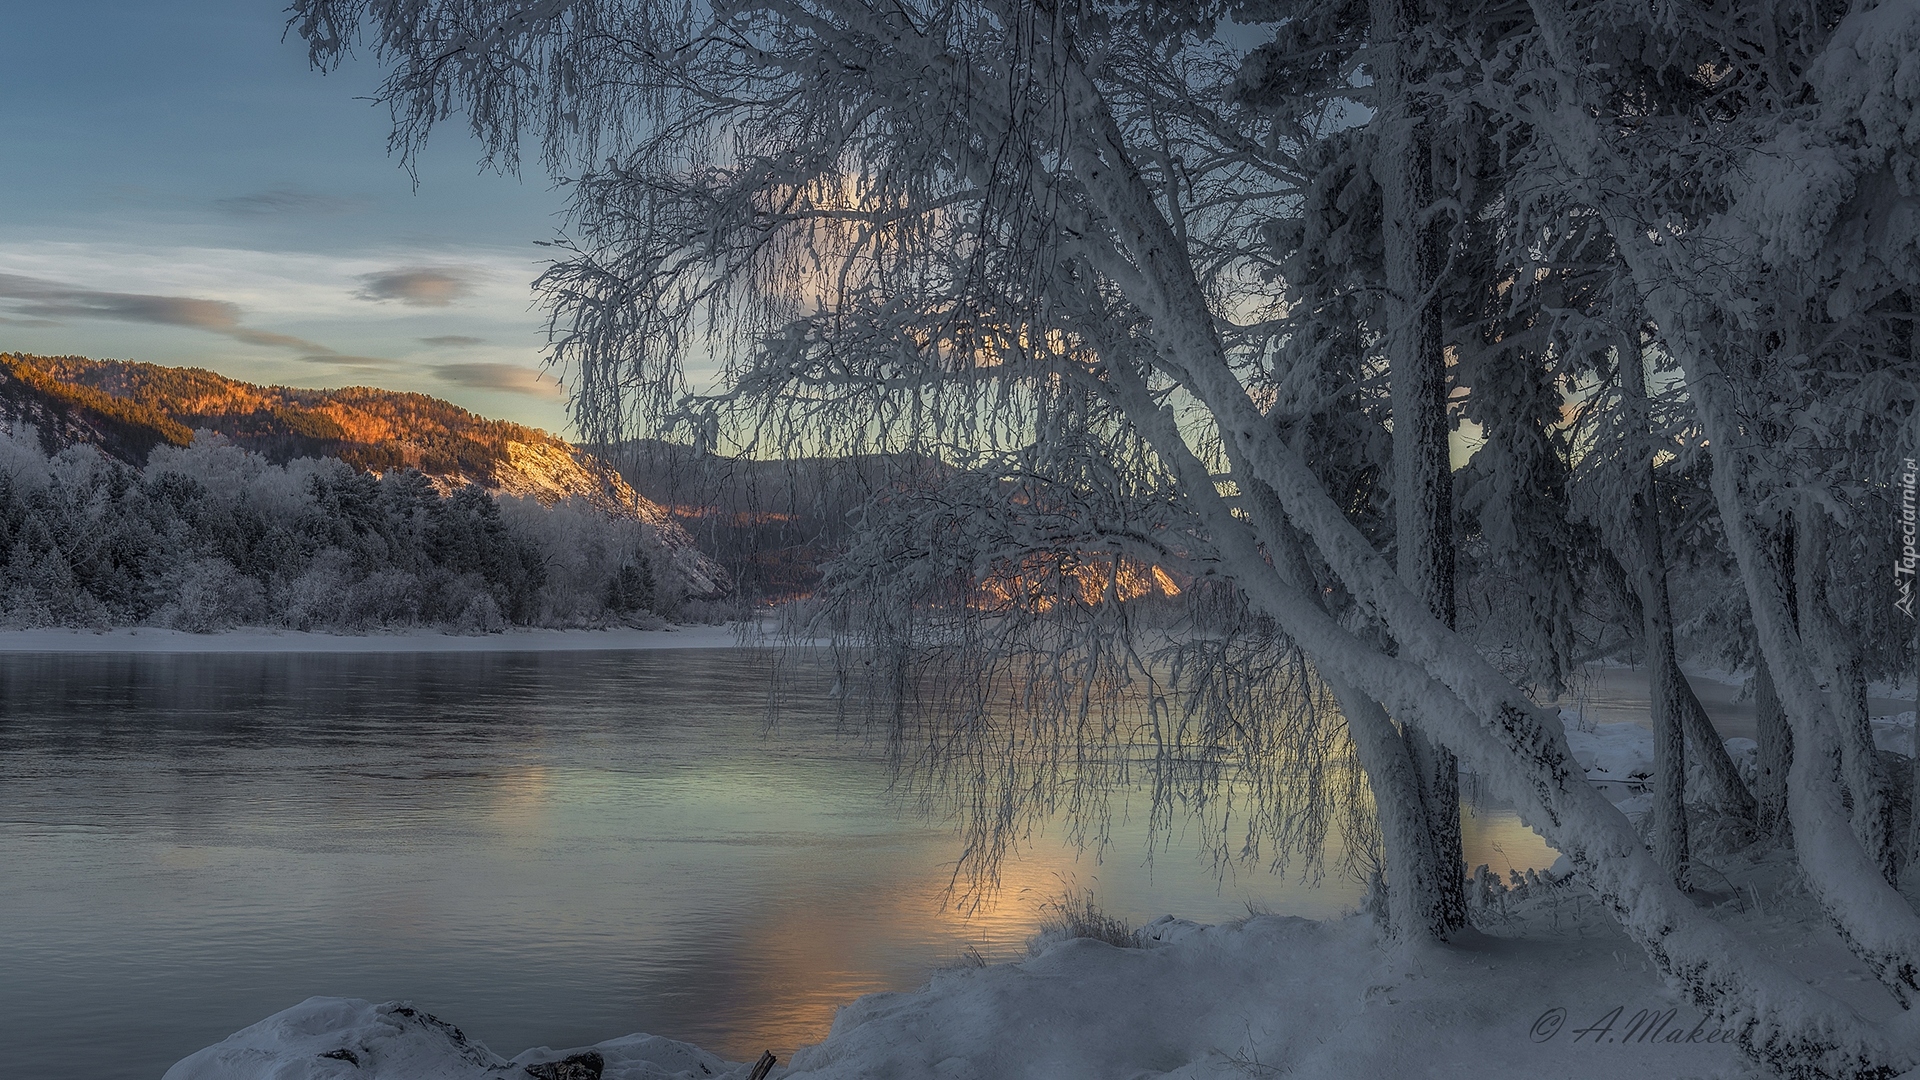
[166,870,1889,1080]
[166,687,1917,1080]
[0,623,759,653]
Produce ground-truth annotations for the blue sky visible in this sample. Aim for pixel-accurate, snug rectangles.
[0,1,577,432]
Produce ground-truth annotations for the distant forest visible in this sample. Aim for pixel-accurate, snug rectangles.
[0,432,669,632]
[608,439,901,599]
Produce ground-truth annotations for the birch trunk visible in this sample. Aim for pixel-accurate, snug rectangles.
[1637,313,1920,1006]
[1502,48,1920,1006]
[1329,678,1453,939]
[1668,649,1758,821]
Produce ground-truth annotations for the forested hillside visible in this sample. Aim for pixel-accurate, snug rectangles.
[607,439,906,599]
[2,352,648,503]
[0,354,731,630]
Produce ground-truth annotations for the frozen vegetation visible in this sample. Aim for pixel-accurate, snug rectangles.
[0,427,703,633]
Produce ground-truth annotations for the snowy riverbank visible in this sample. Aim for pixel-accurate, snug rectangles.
[165,699,1920,1080]
[0,623,763,653]
[162,881,1886,1080]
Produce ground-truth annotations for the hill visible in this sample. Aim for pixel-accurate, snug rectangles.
[603,438,919,600]
[0,353,729,602]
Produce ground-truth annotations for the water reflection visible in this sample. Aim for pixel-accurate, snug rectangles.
[0,649,1557,1079]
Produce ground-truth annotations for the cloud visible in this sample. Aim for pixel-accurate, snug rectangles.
[0,271,333,353]
[419,334,486,348]
[299,353,399,370]
[0,314,61,327]
[431,362,564,400]
[214,189,364,217]
[355,267,476,307]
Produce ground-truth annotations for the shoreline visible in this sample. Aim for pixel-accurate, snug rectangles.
[0,623,767,654]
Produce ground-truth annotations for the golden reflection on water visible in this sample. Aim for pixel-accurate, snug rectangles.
[485,763,554,833]
[708,836,1119,1058]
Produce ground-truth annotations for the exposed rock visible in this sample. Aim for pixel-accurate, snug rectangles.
[523,1050,603,1079]
[165,997,745,1080]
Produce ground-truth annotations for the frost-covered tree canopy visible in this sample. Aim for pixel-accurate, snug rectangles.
[0,429,679,631]
[295,1,1920,1075]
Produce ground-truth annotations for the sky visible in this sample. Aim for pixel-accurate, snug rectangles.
[0,1,578,433]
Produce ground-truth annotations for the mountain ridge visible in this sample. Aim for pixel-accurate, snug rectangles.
[0,353,729,600]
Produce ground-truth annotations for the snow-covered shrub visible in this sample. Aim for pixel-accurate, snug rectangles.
[445,575,508,633]
[158,557,265,632]
[1029,890,1137,953]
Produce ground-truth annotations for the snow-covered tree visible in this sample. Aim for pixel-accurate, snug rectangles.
[293,0,1920,1073]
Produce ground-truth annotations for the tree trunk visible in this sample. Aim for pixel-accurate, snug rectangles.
[1245,483,1455,941]
[1617,340,1688,886]
[1797,512,1894,882]
[1656,327,1920,1008]
[1601,549,1755,819]
[1832,659,1886,877]
[1668,649,1758,821]
[1644,615,1690,887]
[1754,657,1793,841]
[1838,666,1891,883]
[1754,517,1797,843]
[1330,678,1452,939]
[1372,0,1466,939]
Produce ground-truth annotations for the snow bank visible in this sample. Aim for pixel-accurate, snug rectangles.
[162,997,746,1080]
[169,912,1761,1080]
[0,623,766,654]
[1560,713,1657,816]
[784,914,1763,1079]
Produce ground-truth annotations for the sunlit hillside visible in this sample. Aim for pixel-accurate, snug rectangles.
[0,352,729,601]
[6,352,553,481]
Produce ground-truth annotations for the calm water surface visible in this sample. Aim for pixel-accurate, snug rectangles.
[0,648,1555,1079]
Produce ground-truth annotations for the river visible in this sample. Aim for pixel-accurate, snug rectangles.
[0,646,1557,1078]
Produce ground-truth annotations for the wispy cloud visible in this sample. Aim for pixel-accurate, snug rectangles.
[0,241,536,321]
[0,243,567,424]
[0,271,333,353]
[214,189,365,217]
[356,267,476,307]
[431,361,564,400]
[299,353,398,370]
